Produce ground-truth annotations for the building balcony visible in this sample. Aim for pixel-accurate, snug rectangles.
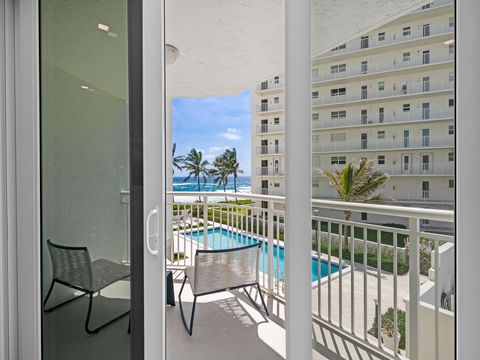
[256,166,285,176]
[256,79,285,92]
[256,123,285,134]
[256,145,285,155]
[312,109,454,130]
[252,187,283,196]
[317,22,453,60]
[312,135,454,153]
[256,103,284,113]
[314,162,454,176]
[312,81,453,108]
[312,52,453,85]
[166,191,455,360]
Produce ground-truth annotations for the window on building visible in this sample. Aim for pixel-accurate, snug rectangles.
[331,64,346,73]
[331,88,346,96]
[449,17,455,28]
[448,152,454,162]
[274,76,279,84]
[331,43,347,51]
[312,182,320,188]
[361,35,369,49]
[330,133,346,142]
[377,131,385,139]
[312,113,319,121]
[402,52,410,62]
[378,32,385,41]
[377,155,385,165]
[312,91,319,99]
[449,71,454,82]
[331,110,347,119]
[274,117,280,125]
[312,135,319,143]
[361,212,368,221]
[449,125,455,135]
[403,26,411,36]
[378,81,385,91]
[449,98,454,107]
[449,179,454,188]
[274,182,280,188]
[331,156,347,165]
[421,3,432,9]
[312,68,319,78]
[274,97,279,103]
[403,103,411,112]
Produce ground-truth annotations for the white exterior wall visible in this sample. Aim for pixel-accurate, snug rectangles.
[251,0,454,215]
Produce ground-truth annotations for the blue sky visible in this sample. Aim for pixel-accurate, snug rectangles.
[172,90,251,176]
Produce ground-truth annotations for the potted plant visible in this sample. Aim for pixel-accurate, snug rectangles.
[381,318,400,353]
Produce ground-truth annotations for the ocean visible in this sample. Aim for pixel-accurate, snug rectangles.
[172,176,251,194]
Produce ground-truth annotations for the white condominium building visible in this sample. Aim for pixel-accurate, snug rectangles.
[251,0,454,224]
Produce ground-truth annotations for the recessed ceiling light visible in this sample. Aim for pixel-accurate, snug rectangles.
[81,85,89,90]
[444,39,455,45]
[97,23,110,32]
[165,44,179,65]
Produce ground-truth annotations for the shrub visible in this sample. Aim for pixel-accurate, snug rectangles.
[405,237,434,275]
[370,307,406,350]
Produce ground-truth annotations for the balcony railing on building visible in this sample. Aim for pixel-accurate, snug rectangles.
[256,123,284,134]
[256,166,284,176]
[312,109,454,130]
[312,52,453,83]
[256,102,284,113]
[312,81,453,107]
[166,191,454,360]
[319,21,453,58]
[256,79,285,92]
[256,144,285,155]
[312,135,454,153]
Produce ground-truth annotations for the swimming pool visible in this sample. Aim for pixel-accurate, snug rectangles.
[188,227,341,283]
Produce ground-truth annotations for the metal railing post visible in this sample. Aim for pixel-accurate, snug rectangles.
[203,196,209,248]
[267,200,274,295]
[408,217,420,360]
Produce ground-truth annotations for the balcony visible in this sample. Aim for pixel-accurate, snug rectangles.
[312,81,453,107]
[256,103,284,113]
[167,191,454,360]
[253,187,283,196]
[312,135,453,153]
[312,109,454,130]
[256,124,285,134]
[256,80,285,92]
[312,52,453,84]
[315,162,454,177]
[318,22,453,60]
[256,144,285,155]
[256,166,285,176]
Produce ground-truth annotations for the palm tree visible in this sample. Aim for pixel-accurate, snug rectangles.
[211,156,229,201]
[322,158,389,247]
[222,148,243,202]
[183,148,210,200]
[172,143,184,175]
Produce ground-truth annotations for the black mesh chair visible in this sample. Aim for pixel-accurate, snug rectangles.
[43,239,131,334]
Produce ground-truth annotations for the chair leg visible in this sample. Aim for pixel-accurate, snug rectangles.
[178,276,197,336]
[257,284,270,316]
[85,292,130,335]
[43,280,89,313]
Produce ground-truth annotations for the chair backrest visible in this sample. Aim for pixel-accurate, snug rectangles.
[47,239,94,291]
[193,243,261,295]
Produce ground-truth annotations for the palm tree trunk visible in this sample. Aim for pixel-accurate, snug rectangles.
[197,176,201,202]
[223,183,227,202]
[234,175,238,204]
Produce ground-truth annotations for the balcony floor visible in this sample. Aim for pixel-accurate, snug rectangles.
[167,270,396,360]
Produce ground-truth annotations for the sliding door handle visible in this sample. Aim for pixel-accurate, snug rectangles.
[146,206,160,255]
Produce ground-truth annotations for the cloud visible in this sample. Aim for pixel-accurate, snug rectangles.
[220,128,242,140]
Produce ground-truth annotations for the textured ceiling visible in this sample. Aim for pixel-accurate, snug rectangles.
[166,0,430,98]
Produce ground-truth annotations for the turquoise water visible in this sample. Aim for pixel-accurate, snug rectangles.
[189,227,340,283]
[173,175,251,193]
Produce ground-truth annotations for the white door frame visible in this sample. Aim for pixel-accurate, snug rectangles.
[10,0,166,359]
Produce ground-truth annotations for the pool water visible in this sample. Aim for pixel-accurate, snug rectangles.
[189,227,340,283]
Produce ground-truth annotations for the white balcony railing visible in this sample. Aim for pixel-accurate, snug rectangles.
[256,123,285,134]
[253,187,283,196]
[313,81,453,107]
[256,103,284,113]
[312,52,453,83]
[312,135,454,153]
[312,108,454,129]
[256,166,285,176]
[256,144,285,155]
[320,22,453,58]
[256,80,285,92]
[315,162,454,176]
[167,191,454,360]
